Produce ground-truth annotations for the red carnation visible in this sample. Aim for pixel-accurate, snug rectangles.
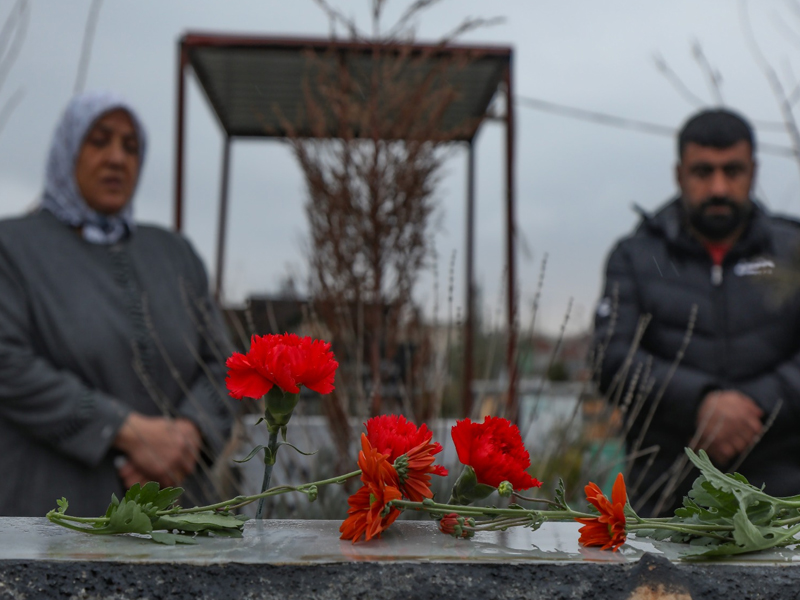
[226,333,338,399]
[365,415,448,477]
[451,416,541,490]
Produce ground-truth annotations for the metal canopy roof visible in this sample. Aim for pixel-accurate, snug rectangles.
[182,33,511,141]
[174,33,519,418]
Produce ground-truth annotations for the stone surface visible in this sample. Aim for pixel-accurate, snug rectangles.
[3,517,800,565]
[2,518,800,599]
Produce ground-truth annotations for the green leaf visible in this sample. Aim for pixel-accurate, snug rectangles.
[554,478,570,510]
[104,493,120,519]
[93,500,153,535]
[685,449,775,507]
[152,511,245,534]
[278,441,318,456]
[104,482,185,529]
[636,527,678,542]
[680,508,800,559]
[208,528,243,539]
[450,465,498,504]
[731,508,770,548]
[123,481,184,514]
[149,531,197,545]
[687,536,719,547]
[56,497,69,514]
[234,445,267,464]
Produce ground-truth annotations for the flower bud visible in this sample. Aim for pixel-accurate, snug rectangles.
[497,481,514,498]
[438,513,474,539]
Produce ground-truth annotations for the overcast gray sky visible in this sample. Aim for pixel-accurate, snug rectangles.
[1,0,799,335]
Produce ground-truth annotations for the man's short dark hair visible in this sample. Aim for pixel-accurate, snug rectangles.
[677,109,755,158]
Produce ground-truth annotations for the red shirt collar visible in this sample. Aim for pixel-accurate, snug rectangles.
[702,241,732,266]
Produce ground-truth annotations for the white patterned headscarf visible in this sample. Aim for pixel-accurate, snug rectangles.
[39,91,147,244]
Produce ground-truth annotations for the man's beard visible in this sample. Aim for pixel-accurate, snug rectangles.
[685,196,752,241]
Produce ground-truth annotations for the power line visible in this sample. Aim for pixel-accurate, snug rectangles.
[515,95,795,158]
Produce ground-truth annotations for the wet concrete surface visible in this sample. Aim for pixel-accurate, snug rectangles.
[1,518,799,599]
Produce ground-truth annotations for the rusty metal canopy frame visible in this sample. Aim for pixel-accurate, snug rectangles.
[173,32,519,419]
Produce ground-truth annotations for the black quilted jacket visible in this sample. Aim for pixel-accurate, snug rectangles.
[594,198,800,515]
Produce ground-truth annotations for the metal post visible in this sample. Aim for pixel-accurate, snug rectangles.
[503,61,519,423]
[174,41,188,232]
[463,140,476,419]
[214,136,232,302]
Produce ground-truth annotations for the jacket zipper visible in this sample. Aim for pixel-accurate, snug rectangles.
[711,264,723,286]
[711,259,728,387]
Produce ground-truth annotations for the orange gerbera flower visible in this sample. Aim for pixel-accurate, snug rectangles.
[339,435,402,543]
[393,438,442,502]
[575,472,627,551]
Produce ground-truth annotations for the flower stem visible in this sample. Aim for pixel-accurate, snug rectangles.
[512,492,561,508]
[47,470,364,533]
[390,499,742,542]
[627,522,731,542]
[173,470,362,515]
[257,429,282,519]
[469,516,539,532]
[390,499,595,520]
[774,514,800,527]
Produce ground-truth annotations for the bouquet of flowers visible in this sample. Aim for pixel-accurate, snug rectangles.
[47,334,800,559]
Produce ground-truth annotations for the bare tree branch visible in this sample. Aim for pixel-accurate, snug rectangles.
[771,6,800,51]
[74,0,103,94]
[0,86,23,139]
[311,0,364,39]
[439,16,505,46]
[740,0,800,178]
[771,6,800,108]
[371,0,387,38]
[691,40,724,105]
[0,0,25,63]
[785,0,800,22]
[385,0,445,40]
[653,51,707,108]
[0,0,29,95]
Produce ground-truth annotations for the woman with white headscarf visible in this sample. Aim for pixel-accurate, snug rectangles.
[0,92,233,516]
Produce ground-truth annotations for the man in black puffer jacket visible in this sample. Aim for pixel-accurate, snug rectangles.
[594,109,800,516]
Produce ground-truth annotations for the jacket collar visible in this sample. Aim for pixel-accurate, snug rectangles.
[636,197,773,258]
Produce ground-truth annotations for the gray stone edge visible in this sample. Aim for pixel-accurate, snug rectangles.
[2,554,800,599]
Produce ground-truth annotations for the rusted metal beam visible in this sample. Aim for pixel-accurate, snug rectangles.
[214,136,232,302]
[173,42,188,232]
[463,140,476,419]
[180,32,512,59]
[503,62,519,423]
